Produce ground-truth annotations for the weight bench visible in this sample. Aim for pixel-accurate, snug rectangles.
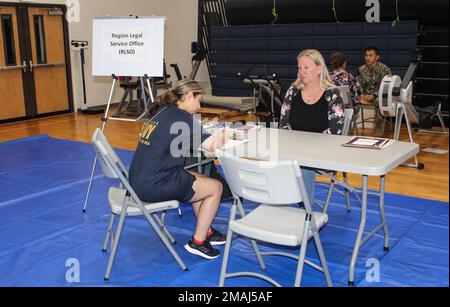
[200,95,257,121]
[201,95,255,112]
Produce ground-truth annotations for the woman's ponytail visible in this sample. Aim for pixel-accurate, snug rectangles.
[147,78,204,117]
[158,89,178,105]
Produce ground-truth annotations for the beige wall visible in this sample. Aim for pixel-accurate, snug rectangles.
[161,0,211,94]
[2,0,210,109]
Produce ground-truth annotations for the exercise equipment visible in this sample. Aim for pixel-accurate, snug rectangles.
[113,61,172,118]
[112,77,147,118]
[71,40,105,115]
[170,42,206,81]
[238,69,283,124]
[201,95,256,112]
[378,53,424,169]
[416,102,449,135]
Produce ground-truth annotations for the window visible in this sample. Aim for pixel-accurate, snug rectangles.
[33,15,47,64]
[1,14,17,66]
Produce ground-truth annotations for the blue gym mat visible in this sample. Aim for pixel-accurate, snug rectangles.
[0,135,448,287]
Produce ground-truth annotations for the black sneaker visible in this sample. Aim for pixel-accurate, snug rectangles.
[184,238,220,260]
[207,228,227,246]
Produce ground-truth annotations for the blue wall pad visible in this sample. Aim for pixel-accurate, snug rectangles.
[0,135,448,287]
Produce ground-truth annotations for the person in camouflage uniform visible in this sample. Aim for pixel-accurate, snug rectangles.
[356,47,392,134]
[356,47,392,105]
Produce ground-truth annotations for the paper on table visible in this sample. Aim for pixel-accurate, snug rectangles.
[343,136,395,149]
[351,138,381,146]
[221,139,249,150]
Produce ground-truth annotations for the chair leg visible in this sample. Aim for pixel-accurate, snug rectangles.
[161,212,177,244]
[141,209,188,271]
[323,172,337,214]
[236,200,266,270]
[219,224,235,287]
[354,111,360,134]
[104,208,128,280]
[102,214,116,252]
[343,172,352,212]
[436,111,448,133]
[294,216,311,287]
[312,231,333,287]
[250,239,266,270]
[361,107,365,131]
[153,212,176,244]
[379,117,387,137]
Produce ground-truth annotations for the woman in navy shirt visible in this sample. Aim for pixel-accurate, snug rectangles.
[130,79,227,260]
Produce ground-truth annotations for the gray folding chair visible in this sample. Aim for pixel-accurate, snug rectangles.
[92,128,188,280]
[316,108,359,213]
[336,85,351,108]
[337,85,358,135]
[358,102,384,135]
[216,149,332,287]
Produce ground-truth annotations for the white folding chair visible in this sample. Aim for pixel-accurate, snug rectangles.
[92,128,188,280]
[316,108,359,213]
[215,149,332,287]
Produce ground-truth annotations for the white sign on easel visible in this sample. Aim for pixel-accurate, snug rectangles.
[92,16,165,77]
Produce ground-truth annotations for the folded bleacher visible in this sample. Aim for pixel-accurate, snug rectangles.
[209,21,418,97]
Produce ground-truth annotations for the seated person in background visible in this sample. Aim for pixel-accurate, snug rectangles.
[356,47,392,105]
[280,49,345,202]
[330,52,362,115]
[129,79,228,260]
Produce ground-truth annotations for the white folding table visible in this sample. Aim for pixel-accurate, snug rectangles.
[226,128,420,285]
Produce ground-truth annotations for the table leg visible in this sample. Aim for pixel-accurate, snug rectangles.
[379,175,390,251]
[348,175,368,286]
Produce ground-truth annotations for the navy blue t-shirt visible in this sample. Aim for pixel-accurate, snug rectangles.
[129,105,210,202]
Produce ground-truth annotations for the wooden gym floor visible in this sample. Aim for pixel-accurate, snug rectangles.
[0,110,448,202]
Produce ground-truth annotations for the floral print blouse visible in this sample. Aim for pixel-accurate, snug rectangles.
[280,86,345,135]
[330,70,361,114]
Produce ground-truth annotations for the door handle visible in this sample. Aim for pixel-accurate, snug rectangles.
[0,64,28,72]
[29,62,65,71]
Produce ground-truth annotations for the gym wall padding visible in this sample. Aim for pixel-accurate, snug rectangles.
[209,21,418,97]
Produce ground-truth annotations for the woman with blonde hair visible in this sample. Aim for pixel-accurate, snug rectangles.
[280,49,345,202]
[129,78,228,260]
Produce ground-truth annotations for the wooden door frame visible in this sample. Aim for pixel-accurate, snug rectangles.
[0,2,74,124]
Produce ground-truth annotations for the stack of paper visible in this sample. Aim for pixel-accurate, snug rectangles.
[342,136,395,150]
[203,121,226,135]
[226,125,262,141]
